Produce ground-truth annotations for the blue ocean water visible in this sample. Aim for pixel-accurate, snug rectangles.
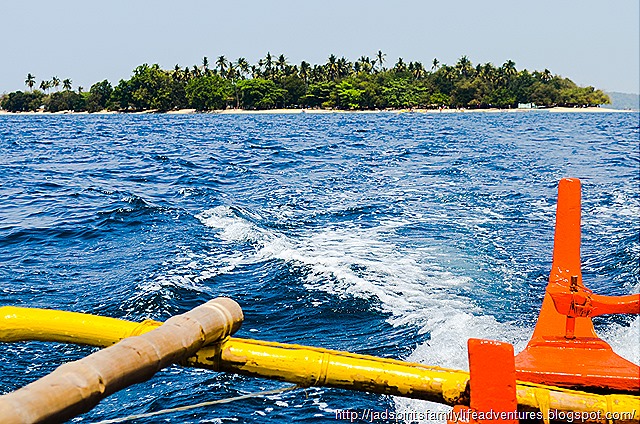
[0,111,638,423]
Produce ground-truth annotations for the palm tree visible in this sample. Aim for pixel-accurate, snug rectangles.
[311,64,325,83]
[411,62,425,80]
[275,54,287,73]
[327,54,338,80]
[394,57,407,72]
[225,65,240,107]
[25,73,36,91]
[337,57,351,78]
[251,64,262,79]
[299,61,311,87]
[456,56,472,77]
[356,56,373,74]
[173,64,182,81]
[62,79,72,91]
[499,60,517,86]
[502,60,517,76]
[264,52,273,78]
[431,58,440,71]
[51,76,61,91]
[288,64,299,78]
[216,55,228,76]
[202,56,209,73]
[236,57,250,79]
[376,50,386,72]
[39,80,51,93]
[478,63,497,83]
[226,64,237,81]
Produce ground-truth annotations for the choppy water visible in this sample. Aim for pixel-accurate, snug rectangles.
[0,111,638,423]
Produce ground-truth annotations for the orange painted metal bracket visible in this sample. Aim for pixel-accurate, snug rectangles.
[514,178,640,393]
[448,339,518,424]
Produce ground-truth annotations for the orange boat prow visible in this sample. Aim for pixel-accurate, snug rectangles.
[514,178,640,393]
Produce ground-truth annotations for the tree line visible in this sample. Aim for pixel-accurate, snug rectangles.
[1,52,610,112]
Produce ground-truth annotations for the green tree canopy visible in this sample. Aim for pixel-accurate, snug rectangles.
[237,79,286,109]
[185,74,230,110]
[2,53,611,113]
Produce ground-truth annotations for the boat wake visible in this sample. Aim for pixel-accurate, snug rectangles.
[193,204,639,422]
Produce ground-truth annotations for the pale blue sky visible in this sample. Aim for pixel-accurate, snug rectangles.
[2,0,638,94]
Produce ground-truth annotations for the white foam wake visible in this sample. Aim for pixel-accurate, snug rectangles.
[195,205,639,423]
[196,206,477,331]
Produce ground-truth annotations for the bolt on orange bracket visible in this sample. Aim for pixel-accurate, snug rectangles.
[514,178,640,393]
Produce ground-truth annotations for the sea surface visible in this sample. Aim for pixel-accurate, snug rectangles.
[0,111,638,423]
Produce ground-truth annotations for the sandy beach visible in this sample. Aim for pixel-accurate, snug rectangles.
[0,107,635,116]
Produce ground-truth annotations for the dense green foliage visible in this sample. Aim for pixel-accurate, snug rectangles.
[186,74,230,110]
[45,90,86,112]
[1,90,44,112]
[1,54,610,112]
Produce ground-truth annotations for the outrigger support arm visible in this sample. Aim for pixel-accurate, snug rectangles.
[0,299,243,424]
[548,280,640,318]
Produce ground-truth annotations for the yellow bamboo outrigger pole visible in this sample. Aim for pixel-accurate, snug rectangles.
[1,305,638,424]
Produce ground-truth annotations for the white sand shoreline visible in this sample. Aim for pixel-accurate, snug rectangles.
[0,106,636,116]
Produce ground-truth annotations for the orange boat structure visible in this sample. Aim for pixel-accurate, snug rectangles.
[515,178,639,394]
[0,178,638,423]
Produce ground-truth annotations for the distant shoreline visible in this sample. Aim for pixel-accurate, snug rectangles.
[0,106,636,116]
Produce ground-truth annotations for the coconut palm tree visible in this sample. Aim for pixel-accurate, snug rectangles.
[39,80,51,93]
[502,60,517,76]
[226,63,237,81]
[326,54,338,80]
[264,52,273,78]
[456,56,472,77]
[411,62,425,80]
[275,54,287,73]
[355,56,373,74]
[394,57,407,72]
[236,57,250,79]
[62,79,72,91]
[202,56,209,74]
[299,61,311,87]
[173,64,182,81]
[337,57,351,78]
[52,76,61,91]
[25,73,36,91]
[251,64,262,79]
[216,56,228,76]
[431,58,440,71]
[376,50,386,72]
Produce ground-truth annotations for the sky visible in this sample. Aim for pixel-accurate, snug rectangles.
[1,0,638,94]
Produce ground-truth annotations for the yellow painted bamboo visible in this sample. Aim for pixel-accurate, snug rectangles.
[189,339,640,423]
[0,306,160,346]
[1,306,638,424]
[0,299,243,424]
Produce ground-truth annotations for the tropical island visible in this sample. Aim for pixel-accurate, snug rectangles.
[0,52,610,113]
